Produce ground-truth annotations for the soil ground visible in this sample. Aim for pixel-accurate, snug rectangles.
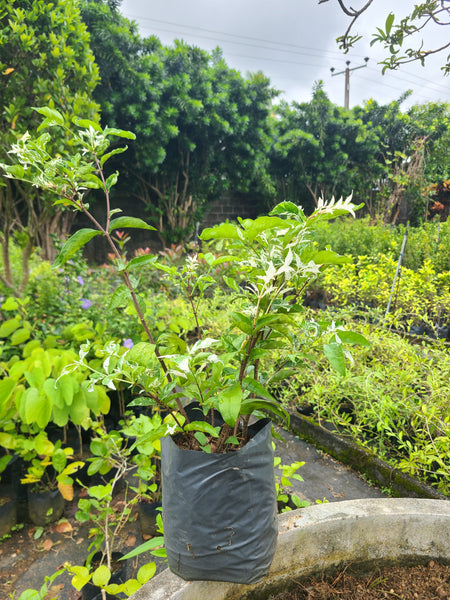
[270,561,450,600]
[1,427,390,599]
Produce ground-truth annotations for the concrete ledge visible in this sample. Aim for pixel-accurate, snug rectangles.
[130,498,450,600]
[289,412,448,500]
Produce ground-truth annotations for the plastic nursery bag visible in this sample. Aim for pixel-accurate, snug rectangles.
[161,418,278,584]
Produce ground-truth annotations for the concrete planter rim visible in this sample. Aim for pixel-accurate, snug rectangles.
[130,498,450,600]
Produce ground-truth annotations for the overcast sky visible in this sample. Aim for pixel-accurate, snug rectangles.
[119,0,449,110]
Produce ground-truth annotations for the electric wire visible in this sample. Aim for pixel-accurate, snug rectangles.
[120,9,449,105]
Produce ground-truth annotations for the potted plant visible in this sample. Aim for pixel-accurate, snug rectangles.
[120,412,164,537]
[16,431,83,525]
[0,454,16,538]
[0,109,369,584]
[66,419,164,599]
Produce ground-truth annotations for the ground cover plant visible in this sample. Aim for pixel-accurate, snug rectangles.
[276,315,450,496]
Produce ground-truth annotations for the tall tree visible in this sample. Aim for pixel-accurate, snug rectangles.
[0,0,99,294]
[81,2,277,246]
[269,83,381,212]
[357,96,450,223]
[132,46,277,245]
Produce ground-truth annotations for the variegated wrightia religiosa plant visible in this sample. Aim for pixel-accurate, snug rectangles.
[1,108,369,586]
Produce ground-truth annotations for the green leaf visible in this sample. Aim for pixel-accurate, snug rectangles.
[10,327,31,345]
[109,284,131,309]
[323,342,346,376]
[70,566,90,591]
[23,388,52,428]
[225,436,239,445]
[100,146,127,168]
[43,378,64,409]
[217,382,242,427]
[336,331,370,347]
[253,314,288,333]
[81,174,103,189]
[223,275,240,292]
[200,222,241,241]
[242,216,287,241]
[2,164,25,179]
[53,229,102,268]
[92,565,111,587]
[240,397,289,423]
[121,536,165,560]
[0,317,20,338]
[385,12,395,35]
[184,421,220,437]
[126,342,156,367]
[58,374,77,406]
[105,172,118,191]
[270,202,305,219]
[104,126,136,139]
[242,377,276,401]
[194,431,208,447]
[0,297,18,311]
[25,366,45,389]
[230,311,253,334]
[312,250,352,265]
[212,255,239,266]
[126,254,157,270]
[52,449,67,473]
[73,117,101,130]
[33,106,64,126]
[109,216,156,232]
[267,368,297,384]
[0,378,15,405]
[137,562,157,584]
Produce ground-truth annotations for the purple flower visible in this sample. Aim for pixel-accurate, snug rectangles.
[81,298,92,309]
[123,338,134,349]
[77,275,84,285]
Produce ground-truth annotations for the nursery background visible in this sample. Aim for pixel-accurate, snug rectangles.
[0,1,449,598]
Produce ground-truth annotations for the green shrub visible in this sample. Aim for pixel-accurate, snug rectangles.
[279,320,450,495]
[320,256,450,330]
[309,216,450,273]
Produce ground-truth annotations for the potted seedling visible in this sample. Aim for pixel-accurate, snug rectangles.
[0,455,16,538]
[120,412,164,537]
[66,419,164,599]
[1,109,369,584]
[16,431,83,525]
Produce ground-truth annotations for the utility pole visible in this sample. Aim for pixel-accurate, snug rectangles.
[330,57,369,109]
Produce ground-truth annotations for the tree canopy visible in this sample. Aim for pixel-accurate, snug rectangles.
[81,0,277,245]
[0,0,99,293]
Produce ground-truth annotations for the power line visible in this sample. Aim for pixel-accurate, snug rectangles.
[120,9,449,105]
[366,66,450,92]
[121,12,361,60]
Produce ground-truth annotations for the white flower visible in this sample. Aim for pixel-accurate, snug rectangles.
[166,423,177,436]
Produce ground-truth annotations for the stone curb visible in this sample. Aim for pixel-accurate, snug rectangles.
[130,498,450,600]
[288,411,448,500]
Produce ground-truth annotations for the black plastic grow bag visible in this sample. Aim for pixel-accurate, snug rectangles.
[161,418,277,584]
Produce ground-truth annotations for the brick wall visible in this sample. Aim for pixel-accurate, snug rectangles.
[201,192,265,230]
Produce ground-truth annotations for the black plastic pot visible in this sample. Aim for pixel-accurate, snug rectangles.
[0,491,17,537]
[138,501,162,537]
[27,488,64,525]
[161,418,277,584]
[81,552,127,600]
